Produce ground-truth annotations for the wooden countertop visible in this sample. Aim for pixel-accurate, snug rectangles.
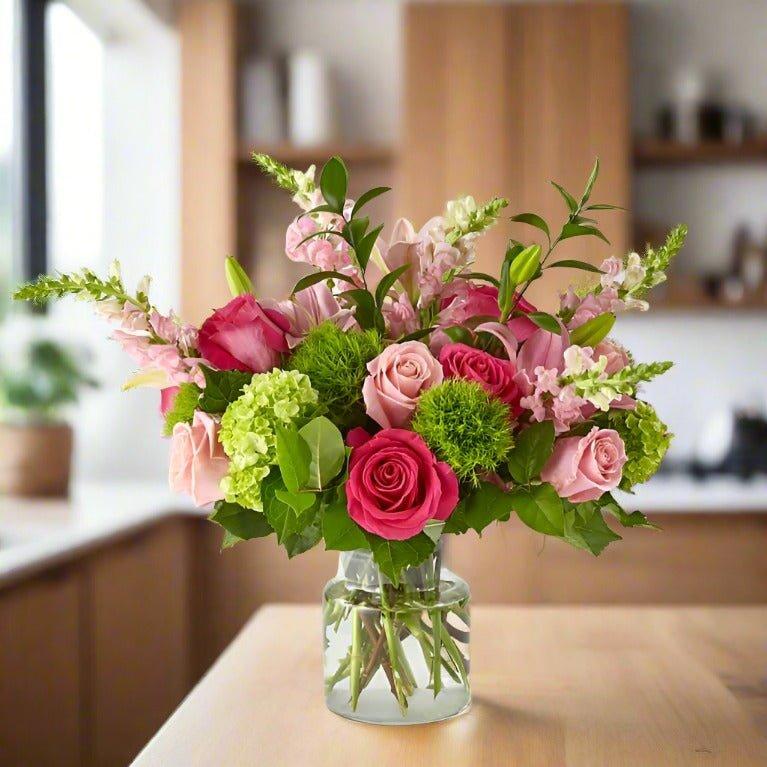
[133,605,767,766]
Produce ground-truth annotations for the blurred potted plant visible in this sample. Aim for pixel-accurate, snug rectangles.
[0,336,97,496]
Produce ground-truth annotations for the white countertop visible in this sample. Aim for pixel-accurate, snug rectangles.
[0,482,201,588]
[615,475,767,512]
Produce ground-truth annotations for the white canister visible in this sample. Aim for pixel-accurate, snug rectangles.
[287,50,335,146]
[240,57,285,145]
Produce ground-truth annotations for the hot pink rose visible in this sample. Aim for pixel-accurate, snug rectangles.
[439,343,521,412]
[346,429,459,540]
[541,427,627,503]
[362,341,443,429]
[198,294,290,373]
[168,411,229,507]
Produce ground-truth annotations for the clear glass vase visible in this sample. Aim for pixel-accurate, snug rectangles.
[322,545,470,725]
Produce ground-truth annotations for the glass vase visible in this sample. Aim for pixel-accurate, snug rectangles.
[322,545,470,725]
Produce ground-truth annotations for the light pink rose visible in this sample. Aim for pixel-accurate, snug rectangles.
[346,428,459,540]
[169,411,229,507]
[541,427,627,503]
[362,341,443,428]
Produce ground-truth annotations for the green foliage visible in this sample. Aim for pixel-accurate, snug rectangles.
[631,224,688,298]
[443,481,516,536]
[569,312,616,346]
[275,425,312,493]
[412,380,514,485]
[364,531,435,587]
[0,339,97,420]
[162,382,202,436]
[600,494,659,530]
[298,416,346,490]
[287,322,382,427]
[319,156,348,214]
[510,483,564,537]
[252,153,313,195]
[224,257,253,297]
[219,369,318,510]
[562,502,621,556]
[506,421,555,485]
[567,360,673,408]
[198,367,253,414]
[607,401,672,490]
[209,500,274,545]
[322,488,369,551]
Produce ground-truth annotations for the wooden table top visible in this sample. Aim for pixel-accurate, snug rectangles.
[133,605,767,766]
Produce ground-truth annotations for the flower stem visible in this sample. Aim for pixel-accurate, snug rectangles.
[430,608,443,697]
[349,607,363,710]
[379,576,408,714]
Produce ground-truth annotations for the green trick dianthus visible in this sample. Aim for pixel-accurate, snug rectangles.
[608,401,672,490]
[287,321,382,427]
[219,369,318,510]
[412,379,514,485]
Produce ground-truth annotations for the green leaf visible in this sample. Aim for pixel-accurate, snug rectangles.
[398,327,435,342]
[353,224,384,273]
[341,288,378,331]
[461,272,500,288]
[507,421,555,484]
[275,488,316,514]
[283,521,322,558]
[292,227,344,251]
[365,532,435,587]
[351,186,391,218]
[162,382,202,436]
[526,311,560,334]
[209,501,273,541]
[320,156,348,213]
[198,367,252,413]
[550,181,578,213]
[442,325,475,345]
[443,481,516,536]
[374,264,411,308]
[585,203,625,211]
[263,482,318,544]
[291,270,357,295]
[560,222,610,245]
[569,312,616,347]
[506,244,541,285]
[563,506,621,556]
[344,217,369,246]
[224,256,254,297]
[580,158,600,206]
[322,489,369,551]
[547,259,604,274]
[275,425,312,493]
[297,203,339,220]
[601,495,660,530]
[498,243,524,317]
[511,483,564,536]
[509,212,550,242]
[298,416,346,490]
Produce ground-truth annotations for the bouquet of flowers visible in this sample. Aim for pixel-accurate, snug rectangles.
[15,155,682,722]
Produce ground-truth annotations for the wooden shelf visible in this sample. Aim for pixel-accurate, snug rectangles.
[634,137,767,167]
[238,142,396,167]
[651,281,767,312]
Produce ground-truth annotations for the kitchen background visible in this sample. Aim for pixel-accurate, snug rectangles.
[1,1,766,765]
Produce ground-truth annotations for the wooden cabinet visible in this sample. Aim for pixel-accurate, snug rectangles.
[401,1,631,309]
[0,567,83,767]
[86,519,191,767]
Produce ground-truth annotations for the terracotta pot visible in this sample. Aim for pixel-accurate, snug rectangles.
[0,422,73,497]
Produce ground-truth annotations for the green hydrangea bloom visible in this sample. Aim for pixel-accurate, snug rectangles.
[219,369,318,510]
[287,322,382,427]
[412,379,514,485]
[608,401,672,490]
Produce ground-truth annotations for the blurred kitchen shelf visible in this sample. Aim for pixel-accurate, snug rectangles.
[238,142,397,167]
[652,281,767,312]
[634,137,767,167]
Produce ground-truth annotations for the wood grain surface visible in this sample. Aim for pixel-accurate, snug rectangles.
[133,605,767,766]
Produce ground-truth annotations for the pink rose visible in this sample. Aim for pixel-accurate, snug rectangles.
[541,427,627,503]
[362,341,443,428]
[439,343,521,413]
[517,328,568,374]
[346,429,459,540]
[198,294,290,373]
[169,411,229,506]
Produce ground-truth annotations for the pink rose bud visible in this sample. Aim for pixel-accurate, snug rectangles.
[362,341,443,429]
[168,411,229,507]
[346,429,459,540]
[439,343,522,413]
[541,427,627,503]
[198,294,290,373]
